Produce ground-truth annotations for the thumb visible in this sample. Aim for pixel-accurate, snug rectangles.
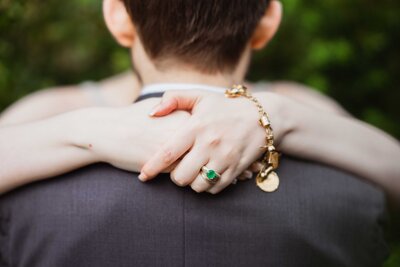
[149,90,203,117]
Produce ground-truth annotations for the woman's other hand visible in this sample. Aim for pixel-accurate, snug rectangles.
[74,98,190,172]
[140,90,290,194]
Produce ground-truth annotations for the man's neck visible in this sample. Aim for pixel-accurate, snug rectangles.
[140,68,241,89]
[131,39,251,89]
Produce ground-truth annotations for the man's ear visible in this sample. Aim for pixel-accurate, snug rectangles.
[103,0,135,47]
[251,0,282,50]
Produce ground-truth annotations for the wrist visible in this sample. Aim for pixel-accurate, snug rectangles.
[63,107,107,163]
[253,92,296,147]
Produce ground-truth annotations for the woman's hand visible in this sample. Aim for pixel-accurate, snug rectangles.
[139,90,289,194]
[73,98,191,172]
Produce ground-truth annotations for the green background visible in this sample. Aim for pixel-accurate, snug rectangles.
[0,0,399,265]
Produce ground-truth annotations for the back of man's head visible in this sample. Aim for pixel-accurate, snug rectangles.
[122,0,270,73]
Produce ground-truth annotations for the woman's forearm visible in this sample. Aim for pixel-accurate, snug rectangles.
[280,98,399,198]
[255,92,400,198]
[0,98,189,195]
[0,109,100,194]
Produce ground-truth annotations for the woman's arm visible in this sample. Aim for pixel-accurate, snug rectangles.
[0,110,96,193]
[272,92,400,201]
[266,81,350,116]
[0,86,90,126]
[141,90,400,200]
[0,98,189,194]
[0,71,141,126]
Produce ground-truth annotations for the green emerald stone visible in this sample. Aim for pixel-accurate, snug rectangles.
[206,170,217,179]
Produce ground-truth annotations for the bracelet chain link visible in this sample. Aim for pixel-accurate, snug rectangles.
[225,84,280,192]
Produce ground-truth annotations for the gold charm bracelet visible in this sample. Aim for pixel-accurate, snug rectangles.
[225,84,280,192]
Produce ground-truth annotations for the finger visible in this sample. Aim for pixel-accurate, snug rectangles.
[207,151,251,194]
[236,173,247,181]
[229,156,256,183]
[237,170,253,181]
[190,162,228,193]
[190,173,214,193]
[148,98,179,117]
[149,90,203,117]
[170,145,209,187]
[206,168,235,195]
[139,126,195,181]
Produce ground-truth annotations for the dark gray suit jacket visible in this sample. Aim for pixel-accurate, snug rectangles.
[0,94,388,267]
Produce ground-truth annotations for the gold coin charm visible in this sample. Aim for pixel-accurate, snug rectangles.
[256,171,280,192]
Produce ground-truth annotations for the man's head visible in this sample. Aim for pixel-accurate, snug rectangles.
[103,0,281,77]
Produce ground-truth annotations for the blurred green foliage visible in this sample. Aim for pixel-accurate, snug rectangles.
[0,0,399,265]
[249,0,400,139]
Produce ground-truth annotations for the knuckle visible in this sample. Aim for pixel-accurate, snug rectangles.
[206,136,222,147]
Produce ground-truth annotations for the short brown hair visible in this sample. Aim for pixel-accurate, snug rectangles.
[122,0,270,73]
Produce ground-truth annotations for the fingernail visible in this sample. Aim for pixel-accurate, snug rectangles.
[148,104,160,116]
[138,173,148,181]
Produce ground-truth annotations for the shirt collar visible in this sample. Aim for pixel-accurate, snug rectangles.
[140,83,227,96]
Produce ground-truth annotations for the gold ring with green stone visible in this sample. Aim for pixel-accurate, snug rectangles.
[201,166,221,184]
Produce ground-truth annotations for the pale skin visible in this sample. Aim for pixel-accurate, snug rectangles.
[0,0,399,203]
